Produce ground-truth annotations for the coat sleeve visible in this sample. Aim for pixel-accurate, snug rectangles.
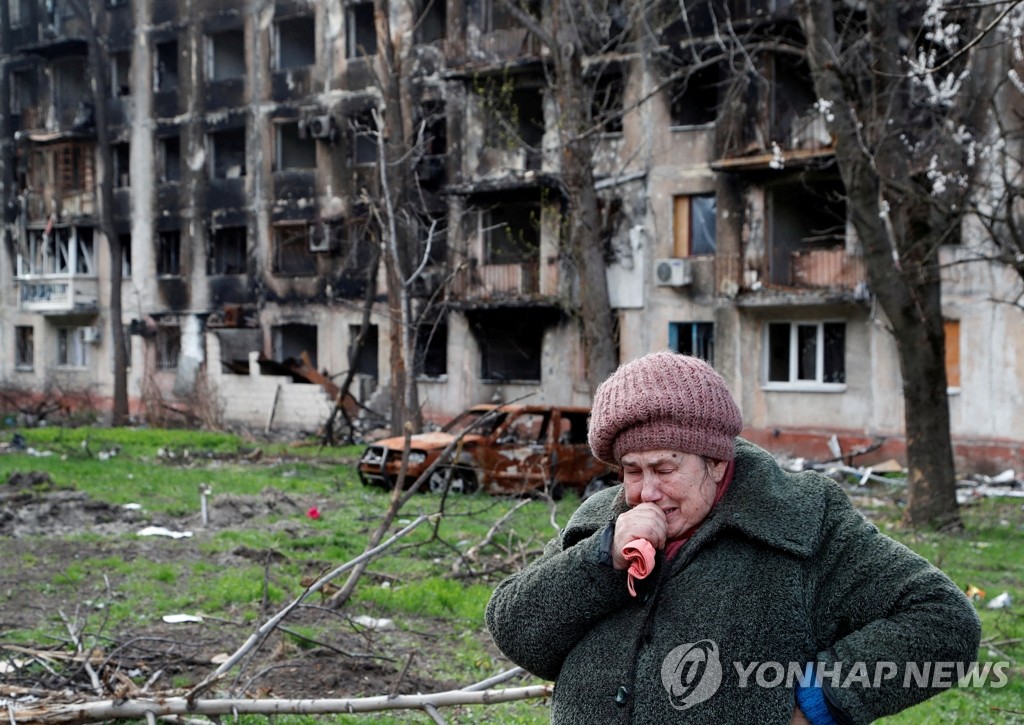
[807,482,982,724]
[485,488,634,681]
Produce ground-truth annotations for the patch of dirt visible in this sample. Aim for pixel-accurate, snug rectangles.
[0,471,516,713]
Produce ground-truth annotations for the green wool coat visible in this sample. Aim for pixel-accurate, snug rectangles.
[486,439,982,724]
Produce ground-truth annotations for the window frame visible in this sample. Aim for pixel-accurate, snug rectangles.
[762,320,846,392]
[669,321,714,364]
[15,325,34,370]
[57,326,89,369]
[673,193,716,257]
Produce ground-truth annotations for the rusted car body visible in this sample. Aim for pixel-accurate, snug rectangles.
[357,404,616,497]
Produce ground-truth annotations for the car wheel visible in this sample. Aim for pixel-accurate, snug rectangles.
[429,466,478,495]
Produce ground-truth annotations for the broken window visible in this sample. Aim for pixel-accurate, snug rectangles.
[416,0,446,44]
[113,143,130,188]
[57,327,89,368]
[273,323,318,368]
[347,1,377,58]
[10,68,36,119]
[54,60,90,128]
[592,70,624,134]
[155,40,179,91]
[157,230,181,276]
[670,63,719,127]
[159,135,181,182]
[273,224,317,275]
[767,177,845,285]
[209,128,246,178]
[766,321,845,387]
[20,227,96,277]
[944,319,960,389]
[275,16,315,70]
[484,201,539,264]
[9,0,32,27]
[670,322,714,364]
[484,0,540,31]
[351,111,378,165]
[475,311,543,382]
[15,326,34,370]
[111,50,131,97]
[208,29,246,81]
[348,323,378,376]
[208,226,246,275]
[276,122,316,170]
[673,194,716,257]
[119,234,131,277]
[478,81,543,164]
[414,315,447,378]
[155,325,180,370]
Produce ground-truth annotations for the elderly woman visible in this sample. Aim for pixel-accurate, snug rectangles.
[486,352,981,724]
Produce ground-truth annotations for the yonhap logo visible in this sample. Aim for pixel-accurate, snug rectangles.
[661,640,722,709]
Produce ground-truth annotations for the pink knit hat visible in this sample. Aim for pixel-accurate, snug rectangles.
[588,352,743,464]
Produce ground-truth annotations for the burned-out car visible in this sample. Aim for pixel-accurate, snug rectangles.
[357,404,616,497]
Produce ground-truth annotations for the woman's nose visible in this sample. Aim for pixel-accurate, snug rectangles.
[640,472,661,502]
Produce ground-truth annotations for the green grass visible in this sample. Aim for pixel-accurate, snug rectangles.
[0,427,1020,723]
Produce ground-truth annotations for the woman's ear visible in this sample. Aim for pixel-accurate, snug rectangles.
[710,459,729,485]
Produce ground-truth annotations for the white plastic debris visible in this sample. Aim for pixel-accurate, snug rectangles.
[162,613,203,624]
[352,615,394,631]
[987,592,1012,610]
[991,469,1016,484]
[123,503,142,510]
[137,526,193,539]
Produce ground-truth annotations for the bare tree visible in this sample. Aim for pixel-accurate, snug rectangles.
[66,0,129,425]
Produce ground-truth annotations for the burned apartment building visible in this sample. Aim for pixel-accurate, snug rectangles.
[0,0,1021,469]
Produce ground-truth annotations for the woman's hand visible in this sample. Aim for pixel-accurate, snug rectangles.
[611,503,667,569]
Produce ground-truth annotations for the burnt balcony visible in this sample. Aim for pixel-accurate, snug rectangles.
[453,260,540,302]
[17,274,98,314]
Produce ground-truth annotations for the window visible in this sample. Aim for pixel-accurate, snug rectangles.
[209,128,246,178]
[159,135,181,182]
[208,226,246,275]
[484,201,539,264]
[113,142,130,187]
[111,51,131,97]
[766,321,846,389]
[670,64,719,127]
[57,327,88,368]
[277,122,316,170]
[348,324,379,376]
[471,309,545,383]
[414,317,447,378]
[273,225,317,275]
[670,322,714,364]
[351,111,378,165]
[484,0,539,31]
[157,230,181,276]
[15,326,34,370]
[275,16,315,70]
[273,324,318,368]
[944,319,960,390]
[155,326,180,370]
[208,29,246,81]
[9,0,32,27]
[155,40,179,91]
[119,234,132,277]
[416,0,446,44]
[592,71,624,134]
[10,68,36,116]
[347,2,377,58]
[673,194,716,256]
[19,227,96,277]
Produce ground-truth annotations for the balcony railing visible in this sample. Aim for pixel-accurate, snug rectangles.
[790,248,865,289]
[454,261,540,300]
[17,275,98,313]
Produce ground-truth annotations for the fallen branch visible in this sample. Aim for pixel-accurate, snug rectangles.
[187,513,437,700]
[8,684,553,723]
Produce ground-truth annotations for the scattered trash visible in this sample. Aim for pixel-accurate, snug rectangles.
[986,592,1012,610]
[162,613,203,624]
[352,615,394,631]
[210,652,230,664]
[137,526,193,539]
[123,503,142,510]
[965,585,986,603]
[306,506,321,520]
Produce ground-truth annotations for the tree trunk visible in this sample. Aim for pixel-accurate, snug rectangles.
[74,0,129,424]
[551,0,619,393]
[801,0,959,529]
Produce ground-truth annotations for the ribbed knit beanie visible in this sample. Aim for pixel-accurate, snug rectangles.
[588,351,743,464]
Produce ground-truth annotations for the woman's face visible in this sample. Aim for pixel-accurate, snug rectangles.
[620,449,728,539]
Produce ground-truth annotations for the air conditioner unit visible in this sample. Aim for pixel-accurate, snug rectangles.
[306,115,334,140]
[82,326,101,344]
[308,222,330,252]
[654,258,693,287]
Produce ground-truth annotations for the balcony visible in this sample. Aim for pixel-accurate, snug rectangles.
[791,248,865,290]
[17,275,98,313]
[453,261,540,301]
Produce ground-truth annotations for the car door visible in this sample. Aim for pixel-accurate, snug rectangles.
[482,410,552,495]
